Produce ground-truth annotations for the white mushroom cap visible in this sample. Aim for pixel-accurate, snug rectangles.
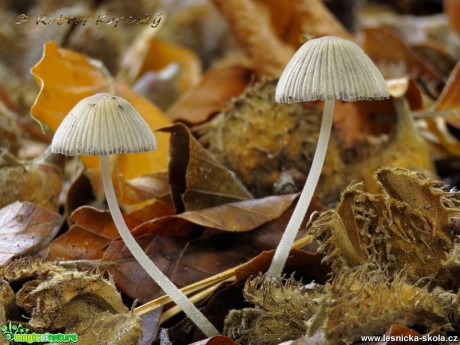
[50,93,157,156]
[275,36,389,103]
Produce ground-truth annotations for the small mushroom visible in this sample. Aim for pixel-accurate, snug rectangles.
[50,93,219,337]
[267,36,389,278]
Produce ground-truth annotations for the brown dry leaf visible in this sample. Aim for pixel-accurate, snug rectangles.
[0,150,64,212]
[104,195,317,302]
[133,194,298,237]
[0,202,64,266]
[210,0,350,77]
[30,42,172,184]
[161,123,252,213]
[115,172,175,223]
[167,66,254,124]
[361,27,443,87]
[445,0,460,35]
[426,61,460,156]
[42,206,138,261]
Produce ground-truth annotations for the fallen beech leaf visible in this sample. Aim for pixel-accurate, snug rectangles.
[30,42,172,185]
[0,149,64,212]
[30,42,106,135]
[211,0,350,77]
[210,0,294,77]
[133,194,298,236]
[42,206,138,261]
[167,66,253,124]
[426,61,460,156]
[0,202,64,265]
[104,196,322,302]
[161,123,252,212]
[361,27,443,87]
[115,172,174,222]
[122,36,201,93]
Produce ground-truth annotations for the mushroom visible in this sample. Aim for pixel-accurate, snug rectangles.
[267,36,389,278]
[50,93,219,337]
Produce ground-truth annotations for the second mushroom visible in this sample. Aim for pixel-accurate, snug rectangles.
[267,36,390,278]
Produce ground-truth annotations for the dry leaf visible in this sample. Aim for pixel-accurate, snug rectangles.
[210,0,350,77]
[425,61,460,156]
[133,194,299,236]
[0,149,64,211]
[0,202,64,266]
[161,123,252,213]
[361,27,443,87]
[121,36,201,93]
[30,42,172,185]
[42,206,139,261]
[167,66,253,124]
[103,195,317,302]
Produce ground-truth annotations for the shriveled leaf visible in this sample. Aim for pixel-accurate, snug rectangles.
[42,206,138,261]
[167,66,253,124]
[210,0,350,77]
[0,150,64,212]
[161,123,252,212]
[30,42,172,184]
[0,202,64,265]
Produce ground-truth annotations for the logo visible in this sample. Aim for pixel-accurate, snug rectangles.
[1,322,78,343]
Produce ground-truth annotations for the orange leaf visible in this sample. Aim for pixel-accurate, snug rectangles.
[125,37,202,93]
[30,41,106,134]
[30,42,172,183]
[168,66,253,124]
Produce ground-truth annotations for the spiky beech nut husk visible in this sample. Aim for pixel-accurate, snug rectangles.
[1,258,66,282]
[0,278,15,318]
[72,311,142,345]
[224,274,324,345]
[317,268,456,345]
[310,167,460,286]
[196,79,344,202]
[16,270,128,329]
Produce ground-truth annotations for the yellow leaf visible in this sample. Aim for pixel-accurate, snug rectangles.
[30,42,172,183]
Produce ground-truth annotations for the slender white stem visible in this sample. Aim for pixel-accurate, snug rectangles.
[100,155,219,337]
[266,99,335,278]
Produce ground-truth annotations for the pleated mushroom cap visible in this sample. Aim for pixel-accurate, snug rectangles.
[50,93,157,156]
[275,36,389,103]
